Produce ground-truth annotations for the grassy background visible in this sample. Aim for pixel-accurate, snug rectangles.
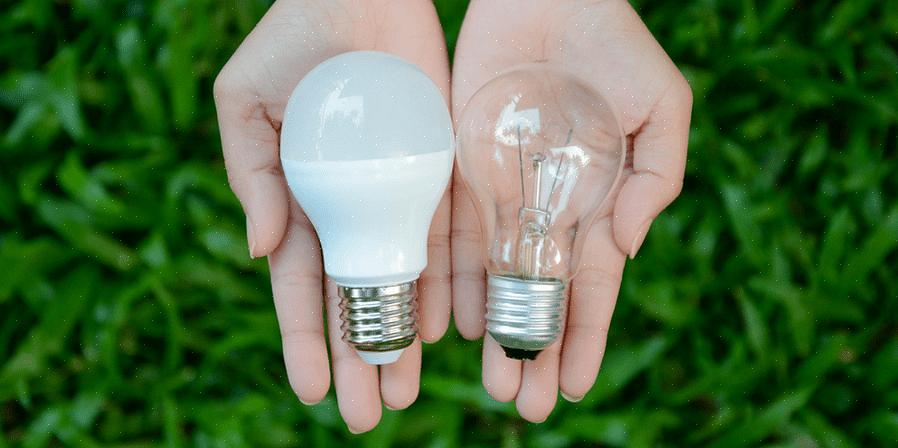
[1,0,897,446]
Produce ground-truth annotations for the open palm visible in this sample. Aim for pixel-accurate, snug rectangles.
[213,0,452,433]
[450,0,693,422]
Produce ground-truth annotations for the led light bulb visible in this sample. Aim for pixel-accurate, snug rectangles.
[280,51,454,365]
[456,65,625,360]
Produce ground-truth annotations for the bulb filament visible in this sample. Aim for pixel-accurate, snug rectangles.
[515,126,573,280]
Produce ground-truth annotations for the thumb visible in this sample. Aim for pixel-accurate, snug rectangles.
[612,76,692,258]
[214,74,290,258]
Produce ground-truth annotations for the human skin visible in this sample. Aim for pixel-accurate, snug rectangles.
[215,0,691,431]
[451,0,693,422]
[213,0,452,433]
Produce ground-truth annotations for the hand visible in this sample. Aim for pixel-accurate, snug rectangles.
[213,0,452,433]
[450,0,693,421]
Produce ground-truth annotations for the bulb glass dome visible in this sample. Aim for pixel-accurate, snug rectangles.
[456,65,625,357]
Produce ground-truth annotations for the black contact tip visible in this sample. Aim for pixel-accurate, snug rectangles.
[501,346,541,360]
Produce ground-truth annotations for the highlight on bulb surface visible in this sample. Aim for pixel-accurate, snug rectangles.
[279,51,454,365]
[456,65,626,360]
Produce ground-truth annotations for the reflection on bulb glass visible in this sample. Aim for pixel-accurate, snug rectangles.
[280,51,454,365]
[456,65,625,360]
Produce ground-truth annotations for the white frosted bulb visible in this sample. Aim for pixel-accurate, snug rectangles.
[456,65,625,360]
[280,51,454,365]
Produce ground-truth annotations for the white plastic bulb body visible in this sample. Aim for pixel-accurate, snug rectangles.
[456,65,625,360]
[279,51,454,365]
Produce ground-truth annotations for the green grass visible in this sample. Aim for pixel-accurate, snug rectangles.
[1,0,897,446]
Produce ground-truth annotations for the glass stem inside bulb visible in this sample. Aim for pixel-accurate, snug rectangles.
[513,128,573,282]
[531,155,544,209]
[517,207,549,280]
[517,151,553,281]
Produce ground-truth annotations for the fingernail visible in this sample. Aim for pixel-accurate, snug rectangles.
[629,219,652,259]
[246,215,257,259]
[298,398,314,406]
[560,391,583,403]
[384,403,397,411]
[347,426,363,435]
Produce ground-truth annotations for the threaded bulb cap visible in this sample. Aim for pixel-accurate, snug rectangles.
[486,274,566,359]
[338,280,417,364]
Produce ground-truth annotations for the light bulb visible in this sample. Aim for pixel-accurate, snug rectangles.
[279,51,454,365]
[456,65,625,360]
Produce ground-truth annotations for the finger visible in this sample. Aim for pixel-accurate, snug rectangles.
[212,0,318,258]
[612,74,693,258]
[450,0,523,117]
[213,75,289,258]
[482,334,522,402]
[451,171,487,339]
[375,0,452,101]
[269,200,330,404]
[379,338,422,410]
[325,279,382,434]
[559,216,625,401]
[515,338,563,423]
[374,0,453,343]
[449,9,504,341]
[418,189,452,342]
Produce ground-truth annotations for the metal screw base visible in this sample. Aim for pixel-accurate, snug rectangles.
[486,274,566,356]
[338,280,418,354]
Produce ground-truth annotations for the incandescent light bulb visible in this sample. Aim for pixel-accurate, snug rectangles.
[456,65,625,360]
[280,51,454,365]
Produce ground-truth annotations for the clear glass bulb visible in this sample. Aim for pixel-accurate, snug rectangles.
[280,51,454,365]
[456,65,625,359]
